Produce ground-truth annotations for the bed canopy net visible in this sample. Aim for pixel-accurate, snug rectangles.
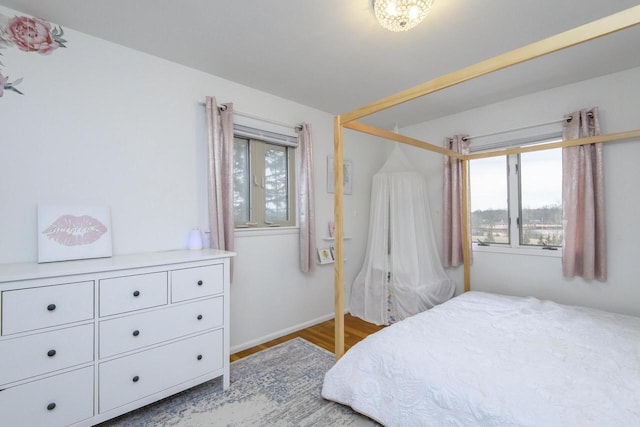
[350,145,454,325]
[331,5,640,359]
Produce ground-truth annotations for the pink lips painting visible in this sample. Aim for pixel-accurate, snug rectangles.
[42,214,108,246]
[37,205,113,263]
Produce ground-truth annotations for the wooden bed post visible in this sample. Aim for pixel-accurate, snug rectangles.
[461,158,471,292]
[334,115,346,360]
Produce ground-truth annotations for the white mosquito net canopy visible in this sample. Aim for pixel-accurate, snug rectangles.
[350,144,455,325]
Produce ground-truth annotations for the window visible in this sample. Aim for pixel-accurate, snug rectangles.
[233,135,296,228]
[518,149,563,247]
[470,141,563,250]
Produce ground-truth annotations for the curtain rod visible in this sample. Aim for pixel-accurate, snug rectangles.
[463,112,592,141]
[201,102,302,130]
[464,118,565,141]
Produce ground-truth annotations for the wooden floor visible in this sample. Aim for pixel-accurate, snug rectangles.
[230,314,385,361]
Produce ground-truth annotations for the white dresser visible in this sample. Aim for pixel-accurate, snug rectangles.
[0,249,234,427]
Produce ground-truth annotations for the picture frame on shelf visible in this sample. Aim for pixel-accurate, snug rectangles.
[317,246,334,264]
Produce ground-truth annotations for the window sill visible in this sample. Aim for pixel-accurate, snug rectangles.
[473,244,562,258]
[234,226,299,238]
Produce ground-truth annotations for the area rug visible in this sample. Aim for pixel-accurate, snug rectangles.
[99,337,379,426]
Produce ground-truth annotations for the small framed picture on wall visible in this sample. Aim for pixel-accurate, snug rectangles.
[327,156,353,195]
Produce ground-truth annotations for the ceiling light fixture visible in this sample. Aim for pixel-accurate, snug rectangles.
[373,0,434,32]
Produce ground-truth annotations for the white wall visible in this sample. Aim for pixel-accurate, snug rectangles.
[0,6,389,351]
[402,66,640,317]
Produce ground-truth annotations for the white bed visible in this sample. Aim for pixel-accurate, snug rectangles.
[322,291,640,426]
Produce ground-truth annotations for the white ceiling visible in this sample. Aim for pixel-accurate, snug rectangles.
[2,0,640,127]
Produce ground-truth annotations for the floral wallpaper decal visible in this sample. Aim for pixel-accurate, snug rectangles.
[0,13,67,97]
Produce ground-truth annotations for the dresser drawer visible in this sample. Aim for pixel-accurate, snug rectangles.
[0,324,94,386]
[171,264,223,302]
[0,366,94,427]
[99,297,223,358]
[99,329,223,413]
[99,272,168,316]
[1,281,94,335]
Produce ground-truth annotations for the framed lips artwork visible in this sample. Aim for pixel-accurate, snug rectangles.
[37,205,113,263]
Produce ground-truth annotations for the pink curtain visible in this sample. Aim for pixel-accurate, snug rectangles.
[562,107,606,281]
[205,96,235,257]
[296,123,316,273]
[443,135,470,267]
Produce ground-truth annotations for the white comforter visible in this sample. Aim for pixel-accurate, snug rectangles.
[322,291,640,426]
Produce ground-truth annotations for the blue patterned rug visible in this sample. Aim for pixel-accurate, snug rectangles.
[98,337,378,426]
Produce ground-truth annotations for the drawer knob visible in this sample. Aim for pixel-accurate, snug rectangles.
[197,354,203,361]
[47,304,57,311]
[47,349,57,357]
[133,290,140,297]
[132,375,140,383]
[132,330,140,337]
[47,402,56,411]
[197,314,203,320]
[197,280,203,286]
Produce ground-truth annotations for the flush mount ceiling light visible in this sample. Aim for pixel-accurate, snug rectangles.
[373,0,434,32]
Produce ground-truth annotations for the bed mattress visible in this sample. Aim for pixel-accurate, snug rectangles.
[322,291,640,426]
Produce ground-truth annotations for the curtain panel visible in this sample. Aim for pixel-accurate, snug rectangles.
[296,123,316,273]
[205,97,235,259]
[443,135,470,268]
[562,107,607,281]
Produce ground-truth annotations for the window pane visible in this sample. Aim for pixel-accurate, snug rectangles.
[519,148,563,246]
[470,156,509,244]
[264,144,288,222]
[233,138,250,223]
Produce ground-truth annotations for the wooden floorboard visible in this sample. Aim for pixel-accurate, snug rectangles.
[230,314,385,361]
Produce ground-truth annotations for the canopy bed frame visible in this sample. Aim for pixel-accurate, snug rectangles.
[331,5,640,360]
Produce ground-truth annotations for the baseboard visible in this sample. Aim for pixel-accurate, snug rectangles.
[230,312,336,354]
